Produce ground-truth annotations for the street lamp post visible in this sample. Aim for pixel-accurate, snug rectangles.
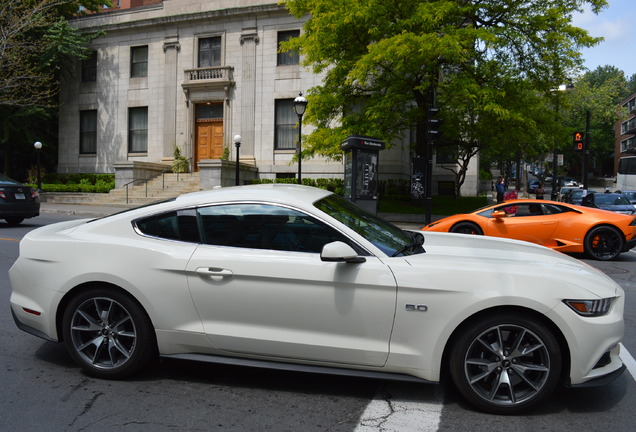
[293,93,308,184]
[233,134,242,186]
[551,82,574,200]
[34,141,42,191]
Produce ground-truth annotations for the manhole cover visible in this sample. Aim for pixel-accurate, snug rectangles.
[599,267,631,275]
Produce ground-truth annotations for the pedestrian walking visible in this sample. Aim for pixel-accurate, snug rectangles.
[495,177,506,203]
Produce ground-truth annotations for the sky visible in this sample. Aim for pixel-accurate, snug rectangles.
[572,0,636,77]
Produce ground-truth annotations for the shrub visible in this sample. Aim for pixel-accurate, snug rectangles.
[35,173,116,193]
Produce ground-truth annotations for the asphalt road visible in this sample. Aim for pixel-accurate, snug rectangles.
[1,213,635,432]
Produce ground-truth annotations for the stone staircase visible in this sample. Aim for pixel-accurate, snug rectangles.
[42,172,202,206]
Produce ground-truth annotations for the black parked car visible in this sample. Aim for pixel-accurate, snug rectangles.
[0,174,40,225]
[581,191,636,215]
[621,190,636,204]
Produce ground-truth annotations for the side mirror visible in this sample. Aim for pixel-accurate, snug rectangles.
[492,210,506,219]
[321,241,366,263]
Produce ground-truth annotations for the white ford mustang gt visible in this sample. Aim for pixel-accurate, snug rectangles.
[10,184,625,414]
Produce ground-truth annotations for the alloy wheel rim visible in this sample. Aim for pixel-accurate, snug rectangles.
[591,231,620,259]
[464,324,550,407]
[70,297,137,369]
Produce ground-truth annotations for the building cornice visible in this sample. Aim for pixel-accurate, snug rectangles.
[71,3,288,33]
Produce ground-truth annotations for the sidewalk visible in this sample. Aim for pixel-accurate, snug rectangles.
[40,202,134,218]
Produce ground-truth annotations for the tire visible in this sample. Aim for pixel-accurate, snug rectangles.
[584,226,624,261]
[450,221,483,235]
[62,287,157,379]
[4,217,24,225]
[449,313,561,414]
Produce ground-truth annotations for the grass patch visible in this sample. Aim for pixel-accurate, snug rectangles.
[379,195,488,216]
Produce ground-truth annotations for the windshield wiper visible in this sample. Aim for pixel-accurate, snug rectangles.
[392,231,425,257]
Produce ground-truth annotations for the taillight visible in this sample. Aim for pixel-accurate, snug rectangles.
[31,190,39,199]
[0,190,6,199]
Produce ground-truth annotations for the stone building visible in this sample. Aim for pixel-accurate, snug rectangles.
[59,0,478,195]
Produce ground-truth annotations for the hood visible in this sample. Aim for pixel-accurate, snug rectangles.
[406,231,619,298]
[597,205,636,214]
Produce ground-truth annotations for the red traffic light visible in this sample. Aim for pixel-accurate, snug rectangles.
[573,131,584,152]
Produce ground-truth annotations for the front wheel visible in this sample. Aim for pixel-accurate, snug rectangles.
[62,287,157,379]
[449,313,561,414]
[450,221,483,235]
[584,226,624,261]
[4,217,24,225]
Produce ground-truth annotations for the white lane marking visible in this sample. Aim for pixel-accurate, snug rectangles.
[354,384,443,432]
[621,343,636,379]
[355,346,636,431]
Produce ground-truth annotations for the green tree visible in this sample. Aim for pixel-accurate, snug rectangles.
[282,0,607,195]
[562,66,629,178]
[0,0,106,177]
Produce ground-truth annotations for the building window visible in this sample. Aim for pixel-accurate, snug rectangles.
[621,117,636,135]
[131,46,148,78]
[277,30,300,66]
[80,110,97,154]
[198,37,222,68]
[81,51,97,82]
[275,99,296,150]
[128,107,148,153]
[621,137,636,153]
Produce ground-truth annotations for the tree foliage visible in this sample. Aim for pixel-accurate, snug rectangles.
[282,0,608,194]
[0,0,106,176]
[0,0,105,108]
[561,66,630,177]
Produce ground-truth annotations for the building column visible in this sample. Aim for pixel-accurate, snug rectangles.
[239,28,259,163]
[163,36,180,161]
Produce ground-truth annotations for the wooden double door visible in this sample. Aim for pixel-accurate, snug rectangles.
[195,103,224,167]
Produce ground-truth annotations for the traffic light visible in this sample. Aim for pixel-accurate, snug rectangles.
[573,131,584,152]
[427,107,444,140]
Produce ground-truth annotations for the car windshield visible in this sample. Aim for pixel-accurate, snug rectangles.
[595,194,631,205]
[314,194,422,257]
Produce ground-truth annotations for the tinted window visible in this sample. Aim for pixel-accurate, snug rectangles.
[135,210,199,242]
[198,204,352,253]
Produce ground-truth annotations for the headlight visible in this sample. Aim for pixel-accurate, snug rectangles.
[563,298,614,317]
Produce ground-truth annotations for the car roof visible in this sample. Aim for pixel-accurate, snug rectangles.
[172,183,333,208]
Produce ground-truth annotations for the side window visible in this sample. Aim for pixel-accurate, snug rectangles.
[135,209,199,243]
[198,204,351,253]
[275,99,296,150]
[543,204,567,215]
[513,204,543,216]
[131,45,148,78]
[81,51,97,82]
[198,36,222,68]
[277,30,300,66]
[79,110,97,154]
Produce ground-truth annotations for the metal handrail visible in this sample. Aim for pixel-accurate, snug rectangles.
[124,164,193,204]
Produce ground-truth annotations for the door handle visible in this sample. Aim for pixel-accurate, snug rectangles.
[196,267,233,277]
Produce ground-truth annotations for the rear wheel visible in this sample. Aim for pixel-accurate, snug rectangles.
[62,287,156,379]
[4,217,24,225]
[450,221,483,235]
[449,313,561,414]
[584,226,624,261]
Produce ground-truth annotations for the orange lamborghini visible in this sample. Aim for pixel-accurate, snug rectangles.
[421,199,636,260]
